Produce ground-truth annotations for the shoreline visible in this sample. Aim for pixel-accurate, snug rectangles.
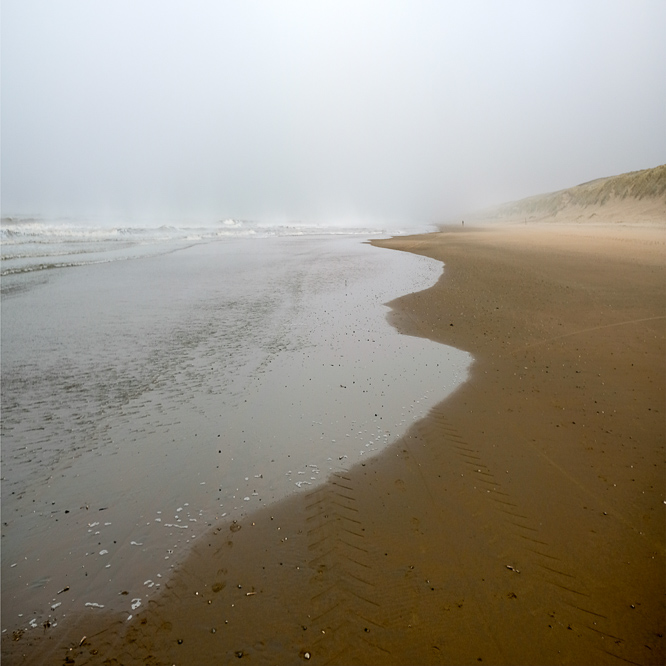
[0,237,468,648]
[4,222,664,665]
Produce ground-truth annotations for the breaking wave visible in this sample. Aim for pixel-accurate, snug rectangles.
[1,217,412,277]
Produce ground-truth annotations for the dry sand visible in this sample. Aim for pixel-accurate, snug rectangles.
[5,221,665,665]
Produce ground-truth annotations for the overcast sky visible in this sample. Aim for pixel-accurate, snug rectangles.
[2,1,665,224]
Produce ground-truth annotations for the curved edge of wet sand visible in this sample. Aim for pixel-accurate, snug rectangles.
[4,222,665,666]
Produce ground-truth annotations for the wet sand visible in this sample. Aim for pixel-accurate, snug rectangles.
[1,237,468,653]
[4,222,665,665]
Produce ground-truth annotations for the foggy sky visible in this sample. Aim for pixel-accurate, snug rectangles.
[2,1,665,225]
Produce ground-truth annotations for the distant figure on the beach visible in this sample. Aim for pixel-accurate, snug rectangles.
[462,220,464,226]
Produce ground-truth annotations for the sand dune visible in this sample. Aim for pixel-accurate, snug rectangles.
[466,164,666,226]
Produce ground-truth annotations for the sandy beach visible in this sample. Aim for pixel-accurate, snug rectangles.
[1,233,469,663]
[4,218,663,666]
[4,1,665,662]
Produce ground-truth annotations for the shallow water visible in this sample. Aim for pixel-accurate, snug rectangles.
[1,235,471,636]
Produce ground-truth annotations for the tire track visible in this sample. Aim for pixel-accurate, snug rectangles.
[411,410,645,662]
[304,474,392,664]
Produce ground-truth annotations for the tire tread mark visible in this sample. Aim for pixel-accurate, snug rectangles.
[527,549,561,561]
[331,481,354,492]
[509,521,539,532]
[544,580,590,597]
[493,499,519,507]
[537,563,576,578]
[563,602,608,619]
[305,477,388,663]
[339,538,369,554]
[596,649,643,666]
[428,412,629,655]
[585,624,624,641]
[518,534,550,546]
[499,510,530,519]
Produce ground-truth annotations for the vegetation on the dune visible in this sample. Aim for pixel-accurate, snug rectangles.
[484,164,666,219]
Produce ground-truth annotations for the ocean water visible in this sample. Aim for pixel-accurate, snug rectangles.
[0,216,412,282]
[1,218,471,636]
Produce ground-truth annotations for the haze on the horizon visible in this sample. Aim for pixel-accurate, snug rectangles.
[2,1,665,225]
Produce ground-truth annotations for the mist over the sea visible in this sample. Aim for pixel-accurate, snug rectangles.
[2,1,665,225]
